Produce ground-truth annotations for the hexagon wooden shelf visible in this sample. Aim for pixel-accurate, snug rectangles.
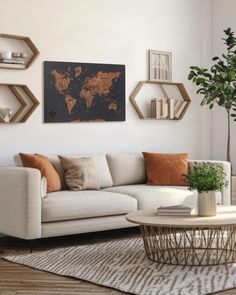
[0,34,39,70]
[130,80,191,120]
[0,84,39,123]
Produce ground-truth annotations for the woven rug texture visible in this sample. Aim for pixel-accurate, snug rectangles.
[4,238,236,295]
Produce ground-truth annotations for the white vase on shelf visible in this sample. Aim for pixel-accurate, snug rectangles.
[1,51,12,59]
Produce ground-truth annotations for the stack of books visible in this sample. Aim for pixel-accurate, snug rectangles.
[0,52,26,69]
[157,205,195,216]
[150,98,187,119]
[0,57,25,65]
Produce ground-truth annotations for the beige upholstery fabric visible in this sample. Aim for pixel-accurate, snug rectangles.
[14,154,113,189]
[106,153,146,186]
[14,154,47,198]
[0,167,41,239]
[2,158,230,240]
[41,177,47,198]
[188,160,231,205]
[42,190,137,222]
[59,156,99,191]
[42,215,137,238]
[103,184,222,210]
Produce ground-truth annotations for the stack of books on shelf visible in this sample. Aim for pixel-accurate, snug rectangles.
[150,98,187,119]
[0,58,25,69]
[157,205,195,216]
[0,52,26,69]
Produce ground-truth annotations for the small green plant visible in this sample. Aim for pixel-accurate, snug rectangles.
[182,162,228,193]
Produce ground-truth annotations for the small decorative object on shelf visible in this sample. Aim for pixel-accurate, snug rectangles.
[0,107,13,122]
[149,50,172,81]
[0,34,39,70]
[130,80,191,120]
[182,162,228,216]
[0,84,39,123]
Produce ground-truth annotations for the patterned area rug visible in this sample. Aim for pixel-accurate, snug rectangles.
[3,238,236,295]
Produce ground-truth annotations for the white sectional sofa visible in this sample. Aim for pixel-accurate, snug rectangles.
[0,153,231,241]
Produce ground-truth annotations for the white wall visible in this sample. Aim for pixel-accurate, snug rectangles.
[0,0,212,165]
[212,0,236,174]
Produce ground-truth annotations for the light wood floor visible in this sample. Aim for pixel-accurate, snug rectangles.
[1,227,236,295]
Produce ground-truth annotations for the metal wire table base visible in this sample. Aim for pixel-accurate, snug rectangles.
[140,224,236,266]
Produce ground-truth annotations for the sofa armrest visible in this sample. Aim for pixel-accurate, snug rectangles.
[0,167,42,239]
[188,160,231,205]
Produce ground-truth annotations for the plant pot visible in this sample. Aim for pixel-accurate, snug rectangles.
[198,191,217,216]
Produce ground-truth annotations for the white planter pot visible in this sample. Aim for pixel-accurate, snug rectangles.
[198,191,217,216]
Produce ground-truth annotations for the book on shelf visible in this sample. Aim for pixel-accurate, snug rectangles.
[174,101,188,119]
[161,98,168,118]
[0,63,25,69]
[169,98,175,119]
[0,58,25,65]
[150,99,162,119]
[156,99,162,119]
[173,100,183,116]
[150,99,156,118]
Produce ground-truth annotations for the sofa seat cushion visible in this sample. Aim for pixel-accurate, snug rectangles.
[103,185,222,209]
[42,190,137,222]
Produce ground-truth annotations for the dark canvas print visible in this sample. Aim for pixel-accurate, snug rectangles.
[44,61,125,123]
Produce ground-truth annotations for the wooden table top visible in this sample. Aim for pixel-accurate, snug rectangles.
[126,206,236,228]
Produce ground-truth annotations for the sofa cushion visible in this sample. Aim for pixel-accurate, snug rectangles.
[19,153,61,193]
[42,190,137,222]
[106,153,146,186]
[14,153,113,189]
[103,185,222,209]
[58,156,99,191]
[142,152,189,186]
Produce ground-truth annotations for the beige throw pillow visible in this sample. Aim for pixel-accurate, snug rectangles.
[58,156,100,191]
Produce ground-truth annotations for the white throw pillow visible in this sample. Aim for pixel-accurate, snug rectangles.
[106,153,146,186]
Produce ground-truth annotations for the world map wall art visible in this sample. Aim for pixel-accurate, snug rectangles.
[44,61,126,123]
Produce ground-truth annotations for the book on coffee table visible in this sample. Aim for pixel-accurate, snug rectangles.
[157,205,195,216]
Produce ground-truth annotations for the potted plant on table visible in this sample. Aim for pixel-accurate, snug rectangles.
[183,162,228,216]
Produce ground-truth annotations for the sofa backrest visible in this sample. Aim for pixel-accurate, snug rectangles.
[14,154,113,189]
[106,153,147,186]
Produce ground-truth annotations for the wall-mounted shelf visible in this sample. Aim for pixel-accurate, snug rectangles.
[0,84,39,123]
[0,34,39,70]
[129,80,191,120]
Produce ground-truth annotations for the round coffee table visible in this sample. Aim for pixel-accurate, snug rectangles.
[126,206,236,266]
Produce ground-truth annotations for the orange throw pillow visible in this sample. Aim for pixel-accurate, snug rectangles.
[19,153,61,193]
[142,152,189,186]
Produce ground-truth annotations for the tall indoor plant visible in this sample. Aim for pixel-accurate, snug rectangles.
[188,28,236,163]
[183,162,228,216]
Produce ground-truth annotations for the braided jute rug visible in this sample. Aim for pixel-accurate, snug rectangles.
[4,238,236,295]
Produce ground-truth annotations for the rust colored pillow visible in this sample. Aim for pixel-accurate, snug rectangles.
[142,152,189,186]
[19,153,61,193]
